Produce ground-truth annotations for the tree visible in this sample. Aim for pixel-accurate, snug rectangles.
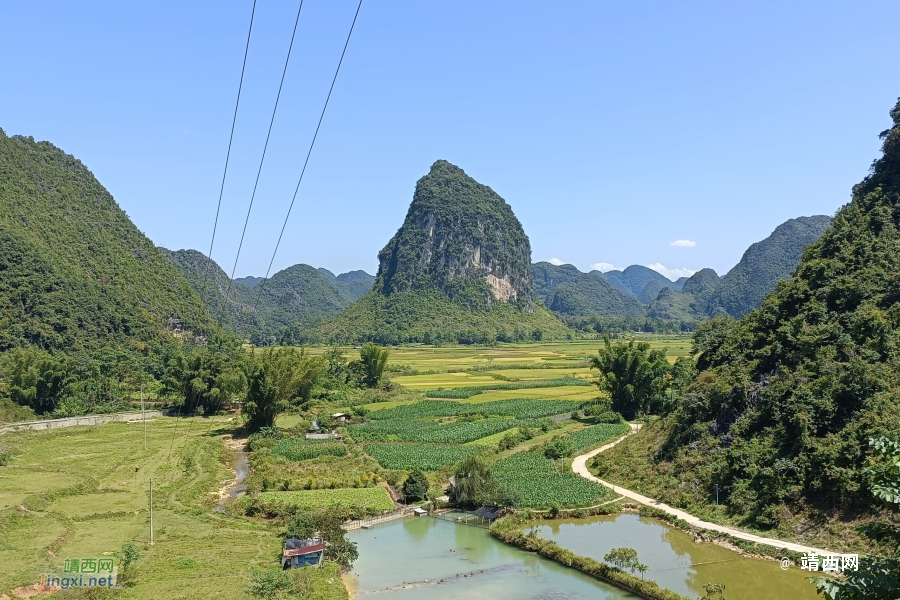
[355,342,390,388]
[243,349,326,432]
[452,455,494,508]
[590,336,670,419]
[0,348,69,414]
[162,347,245,415]
[603,547,647,577]
[813,437,900,599]
[701,583,728,600]
[402,469,429,502]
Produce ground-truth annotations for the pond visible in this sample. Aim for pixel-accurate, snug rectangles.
[346,516,639,599]
[533,513,819,600]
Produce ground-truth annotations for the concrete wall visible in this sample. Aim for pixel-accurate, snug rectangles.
[0,411,169,435]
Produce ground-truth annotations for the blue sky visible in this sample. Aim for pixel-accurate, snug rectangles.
[2,1,898,280]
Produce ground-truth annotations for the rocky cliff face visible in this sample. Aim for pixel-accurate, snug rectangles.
[375,160,535,311]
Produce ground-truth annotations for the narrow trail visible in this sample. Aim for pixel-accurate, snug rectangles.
[571,424,835,555]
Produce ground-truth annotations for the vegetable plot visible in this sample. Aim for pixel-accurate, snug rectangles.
[272,438,348,461]
[364,443,483,471]
[492,451,612,508]
[257,488,394,511]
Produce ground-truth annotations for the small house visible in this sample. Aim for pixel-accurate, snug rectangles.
[413,507,428,516]
[281,537,324,569]
[332,413,351,423]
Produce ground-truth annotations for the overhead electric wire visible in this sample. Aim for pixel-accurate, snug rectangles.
[222,0,308,308]
[200,0,259,301]
[252,0,364,311]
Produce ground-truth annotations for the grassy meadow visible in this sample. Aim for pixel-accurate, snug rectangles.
[0,417,339,600]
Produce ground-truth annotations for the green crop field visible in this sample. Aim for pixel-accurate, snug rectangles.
[271,437,348,461]
[347,416,523,444]
[363,443,484,471]
[563,423,631,454]
[492,451,613,508]
[367,398,581,421]
[256,488,394,511]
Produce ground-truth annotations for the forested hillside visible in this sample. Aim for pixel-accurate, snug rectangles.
[532,262,644,317]
[0,129,214,351]
[163,249,373,343]
[705,215,832,317]
[594,97,900,530]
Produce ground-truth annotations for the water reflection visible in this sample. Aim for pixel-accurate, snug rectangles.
[534,513,818,600]
[348,517,638,599]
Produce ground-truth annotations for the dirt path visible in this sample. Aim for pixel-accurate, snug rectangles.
[571,424,835,555]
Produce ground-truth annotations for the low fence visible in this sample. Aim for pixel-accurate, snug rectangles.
[0,410,170,435]
[342,507,416,531]
[431,509,497,529]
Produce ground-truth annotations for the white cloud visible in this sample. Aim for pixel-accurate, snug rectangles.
[548,257,565,266]
[590,262,616,273]
[669,239,697,248]
[646,263,696,281]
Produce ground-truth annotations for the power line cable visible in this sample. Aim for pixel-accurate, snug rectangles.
[200,0,259,302]
[252,0,364,312]
[222,0,307,308]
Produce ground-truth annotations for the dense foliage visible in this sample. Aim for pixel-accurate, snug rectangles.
[590,337,676,419]
[401,468,429,501]
[0,129,214,352]
[814,437,900,599]
[656,98,900,525]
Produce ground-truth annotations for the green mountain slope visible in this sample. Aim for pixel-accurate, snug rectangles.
[707,215,832,317]
[0,129,214,351]
[607,97,900,526]
[317,268,375,302]
[163,249,368,341]
[532,262,644,317]
[602,265,675,297]
[375,160,535,310]
[318,161,571,343]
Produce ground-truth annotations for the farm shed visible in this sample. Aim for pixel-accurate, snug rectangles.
[281,537,324,568]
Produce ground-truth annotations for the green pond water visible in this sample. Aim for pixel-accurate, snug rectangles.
[534,513,820,600]
[346,516,639,599]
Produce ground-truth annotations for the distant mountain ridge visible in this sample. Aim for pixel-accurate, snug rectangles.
[162,248,373,342]
[532,214,832,323]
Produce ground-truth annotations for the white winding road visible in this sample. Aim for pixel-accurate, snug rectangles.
[571,424,835,555]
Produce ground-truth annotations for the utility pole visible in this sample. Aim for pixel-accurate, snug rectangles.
[149,478,154,544]
[141,379,146,450]
[715,483,719,507]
